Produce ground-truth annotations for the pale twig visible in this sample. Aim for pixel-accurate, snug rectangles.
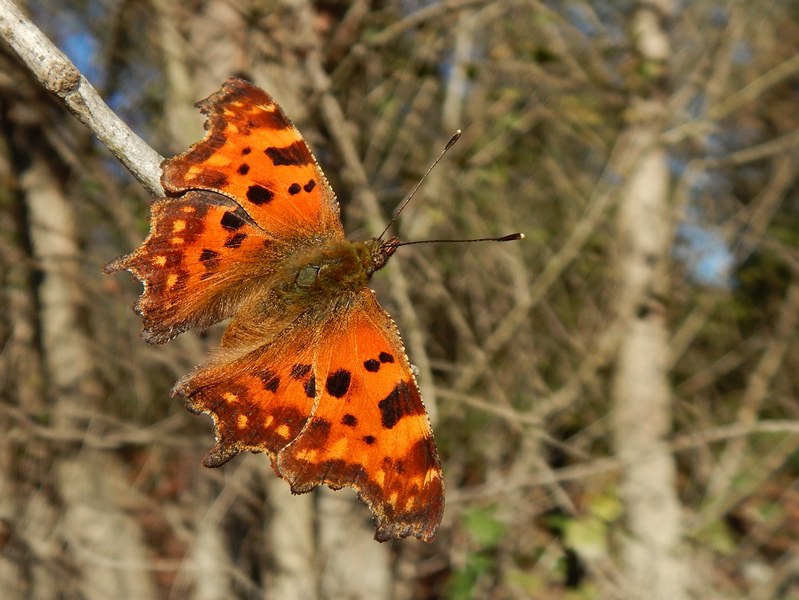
[663,54,799,146]
[698,128,799,168]
[0,402,189,449]
[693,435,799,535]
[366,0,489,48]
[0,0,164,196]
[709,52,799,121]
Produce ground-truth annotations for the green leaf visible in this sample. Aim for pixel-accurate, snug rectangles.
[463,506,507,547]
[564,517,608,560]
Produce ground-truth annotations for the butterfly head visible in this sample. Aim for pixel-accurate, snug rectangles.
[366,236,400,276]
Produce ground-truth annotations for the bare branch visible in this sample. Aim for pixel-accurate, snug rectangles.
[0,0,164,196]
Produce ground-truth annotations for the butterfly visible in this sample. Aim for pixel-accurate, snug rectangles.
[105,78,444,542]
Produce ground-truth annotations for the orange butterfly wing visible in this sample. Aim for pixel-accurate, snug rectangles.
[177,289,443,541]
[107,78,444,542]
[174,323,321,469]
[162,78,344,240]
[277,290,443,542]
[104,191,277,343]
[105,78,344,342]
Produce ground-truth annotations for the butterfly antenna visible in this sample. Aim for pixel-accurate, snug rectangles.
[378,130,462,241]
[393,233,525,248]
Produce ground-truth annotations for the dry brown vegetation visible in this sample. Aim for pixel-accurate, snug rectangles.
[1,1,799,598]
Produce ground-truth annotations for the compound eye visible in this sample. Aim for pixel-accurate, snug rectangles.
[295,264,320,288]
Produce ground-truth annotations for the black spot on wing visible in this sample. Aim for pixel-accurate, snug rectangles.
[246,184,274,205]
[363,435,376,445]
[304,375,316,398]
[224,232,247,248]
[264,141,312,166]
[220,211,246,230]
[199,249,220,270]
[237,163,250,175]
[378,381,420,429]
[326,370,351,398]
[291,364,312,379]
[260,370,280,393]
[364,359,380,372]
[379,352,394,364]
[288,183,301,195]
[341,414,357,427]
[304,179,316,193]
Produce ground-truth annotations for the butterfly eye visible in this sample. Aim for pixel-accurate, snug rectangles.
[295,264,320,288]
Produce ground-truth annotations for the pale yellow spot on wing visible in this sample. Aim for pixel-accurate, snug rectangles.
[389,491,399,505]
[170,237,184,245]
[268,128,301,147]
[166,273,178,289]
[394,414,432,439]
[374,470,386,486]
[206,154,231,168]
[295,448,318,462]
[257,102,275,112]
[223,392,238,404]
[181,205,196,213]
[153,255,167,267]
[226,123,239,135]
[424,466,440,485]
[276,424,291,439]
[237,414,248,429]
[264,415,274,428]
[327,437,349,459]
[172,220,186,233]
[404,497,417,511]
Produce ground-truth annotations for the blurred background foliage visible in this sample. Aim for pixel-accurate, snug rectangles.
[1,0,799,598]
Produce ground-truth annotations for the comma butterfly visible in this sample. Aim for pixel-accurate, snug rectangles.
[105,78,444,542]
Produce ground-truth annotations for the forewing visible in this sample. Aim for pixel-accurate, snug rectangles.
[162,77,344,241]
[104,191,279,344]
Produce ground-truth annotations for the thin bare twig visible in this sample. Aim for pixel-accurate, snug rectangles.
[705,279,799,501]
[0,0,164,196]
[452,418,799,504]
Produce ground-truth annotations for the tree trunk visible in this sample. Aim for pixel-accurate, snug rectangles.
[611,3,690,597]
[23,146,157,599]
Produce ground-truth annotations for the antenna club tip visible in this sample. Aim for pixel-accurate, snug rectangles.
[445,130,462,150]
[499,233,524,242]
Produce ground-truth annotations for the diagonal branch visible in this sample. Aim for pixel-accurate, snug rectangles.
[0,0,163,196]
